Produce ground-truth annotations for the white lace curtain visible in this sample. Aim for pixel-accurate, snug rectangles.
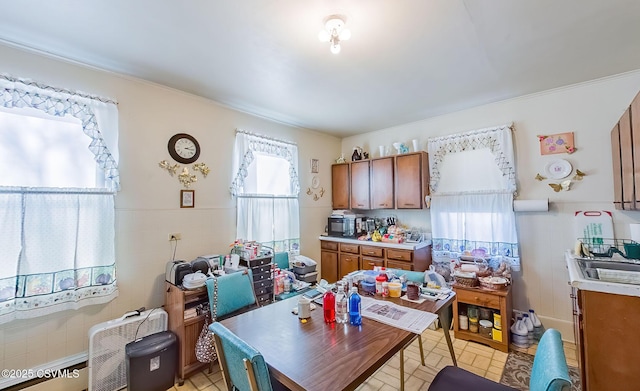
[428,124,520,270]
[0,75,119,323]
[230,130,300,253]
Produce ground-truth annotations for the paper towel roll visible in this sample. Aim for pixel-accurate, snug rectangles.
[513,199,549,212]
[630,224,640,243]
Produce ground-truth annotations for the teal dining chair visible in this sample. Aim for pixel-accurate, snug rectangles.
[210,322,273,391]
[428,328,571,391]
[206,269,258,320]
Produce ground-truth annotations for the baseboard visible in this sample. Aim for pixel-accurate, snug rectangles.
[1,352,87,391]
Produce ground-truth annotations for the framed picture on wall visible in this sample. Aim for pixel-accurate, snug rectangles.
[180,190,195,208]
[310,158,319,173]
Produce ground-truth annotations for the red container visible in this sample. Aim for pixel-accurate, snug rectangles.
[323,291,336,323]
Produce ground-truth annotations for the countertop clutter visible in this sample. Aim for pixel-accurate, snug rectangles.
[565,250,640,297]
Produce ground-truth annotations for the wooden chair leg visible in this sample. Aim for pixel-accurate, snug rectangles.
[418,335,426,366]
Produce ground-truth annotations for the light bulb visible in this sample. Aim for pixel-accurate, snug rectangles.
[338,29,351,41]
[330,42,341,54]
[318,30,330,42]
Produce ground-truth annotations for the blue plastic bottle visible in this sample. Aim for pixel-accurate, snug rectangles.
[349,287,362,326]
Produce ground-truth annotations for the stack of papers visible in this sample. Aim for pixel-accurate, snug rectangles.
[360,297,438,334]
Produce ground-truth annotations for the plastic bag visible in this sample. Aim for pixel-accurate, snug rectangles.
[195,315,217,363]
[195,276,218,363]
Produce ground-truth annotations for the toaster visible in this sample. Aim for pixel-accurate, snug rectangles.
[165,260,192,286]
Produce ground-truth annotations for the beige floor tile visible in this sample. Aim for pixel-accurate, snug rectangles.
[453,339,468,350]
[404,349,423,363]
[485,371,502,382]
[379,384,400,391]
[379,364,401,380]
[472,355,492,371]
[424,352,443,367]
[492,350,509,362]
[386,354,401,369]
[487,364,504,376]
[361,376,384,390]
[404,375,425,390]
[457,350,477,365]
[432,346,453,358]
[189,372,214,390]
[357,380,383,391]
[403,358,422,375]
[465,344,494,358]
[411,366,439,382]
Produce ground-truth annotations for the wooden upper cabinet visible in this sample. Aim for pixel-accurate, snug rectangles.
[370,157,394,209]
[396,152,430,209]
[350,160,370,209]
[611,90,640,210]
[331,163,350,209]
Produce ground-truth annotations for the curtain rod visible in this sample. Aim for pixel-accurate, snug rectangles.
[0,74,118,105]
[235,128,297,146]
[428,123,513,143]
[0,187,116,195]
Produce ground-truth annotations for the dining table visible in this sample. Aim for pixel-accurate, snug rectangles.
[220,288,457,391]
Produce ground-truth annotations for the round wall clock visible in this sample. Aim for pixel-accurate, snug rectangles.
[168,133,200,164]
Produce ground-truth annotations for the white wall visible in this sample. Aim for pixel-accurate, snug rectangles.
[342,70,640,341]
[0,43,337,384]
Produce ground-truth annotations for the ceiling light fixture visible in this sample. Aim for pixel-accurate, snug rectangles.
[318,14,351,54]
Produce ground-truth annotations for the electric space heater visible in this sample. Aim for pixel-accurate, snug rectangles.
[88,308,168,391]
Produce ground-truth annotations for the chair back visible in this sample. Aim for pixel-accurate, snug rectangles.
[529,328,572,391]
[209,322,273,391]
[206,270,257,319]
[273,252,290,270]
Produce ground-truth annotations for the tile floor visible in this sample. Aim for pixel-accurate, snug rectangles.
[165,328,579,391]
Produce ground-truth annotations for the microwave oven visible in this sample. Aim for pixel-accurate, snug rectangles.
[328,216,363,238]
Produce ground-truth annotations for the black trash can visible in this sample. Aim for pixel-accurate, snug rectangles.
[125,331,178,391]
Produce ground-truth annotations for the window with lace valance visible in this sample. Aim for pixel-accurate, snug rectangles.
[0,74,119,324]
[428,124,520,270]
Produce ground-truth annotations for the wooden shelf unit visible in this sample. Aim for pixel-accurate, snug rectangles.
[165,282,209,384]
[452,284,512,353]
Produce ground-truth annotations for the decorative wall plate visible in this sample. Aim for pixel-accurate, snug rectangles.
[311,175,320,189]
[545,159,572,179]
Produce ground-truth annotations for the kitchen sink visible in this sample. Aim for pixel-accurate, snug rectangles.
[576,258,640,284]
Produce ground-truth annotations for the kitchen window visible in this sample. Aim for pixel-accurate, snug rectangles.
[230,130,300,253]
[0,75,119,324]
[428,124,520,270]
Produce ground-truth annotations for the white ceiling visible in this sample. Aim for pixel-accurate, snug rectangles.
[1,1,640,137]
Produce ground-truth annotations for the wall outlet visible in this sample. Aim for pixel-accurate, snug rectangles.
[168,233,182,241]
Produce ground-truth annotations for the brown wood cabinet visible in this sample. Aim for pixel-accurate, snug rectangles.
[165,282,209,383]
[331,163,350,209]
[571,288,640,391]
[320,241,339,283]
[330,152,429,210]
[396,151,429,209]
[350,160,370,209]
[611,90,640,210]
[319,238,432,282]
[370,157,394,209]
[452,285,512,353]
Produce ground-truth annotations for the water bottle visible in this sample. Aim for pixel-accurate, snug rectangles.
[323,290,336,323]
[529,309,543,340]
[511,316,529,348]
[348,287,362,326]
[335,285,348,324]
[522,313,534,345]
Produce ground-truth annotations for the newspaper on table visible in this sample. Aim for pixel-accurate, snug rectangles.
[360,296,439,334]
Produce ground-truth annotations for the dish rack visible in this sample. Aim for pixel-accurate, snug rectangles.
[578,238,637,258]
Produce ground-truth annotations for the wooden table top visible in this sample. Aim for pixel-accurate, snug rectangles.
[220,291,455,391]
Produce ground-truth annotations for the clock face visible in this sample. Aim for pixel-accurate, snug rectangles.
[168,133,200,164]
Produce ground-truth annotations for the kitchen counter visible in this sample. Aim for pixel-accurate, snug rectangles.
[319,235,431,251]
[565,250,640,297]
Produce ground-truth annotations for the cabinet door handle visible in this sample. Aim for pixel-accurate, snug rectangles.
[405,203,416,206]
[368,262,375,267]
[357,204,364,207]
